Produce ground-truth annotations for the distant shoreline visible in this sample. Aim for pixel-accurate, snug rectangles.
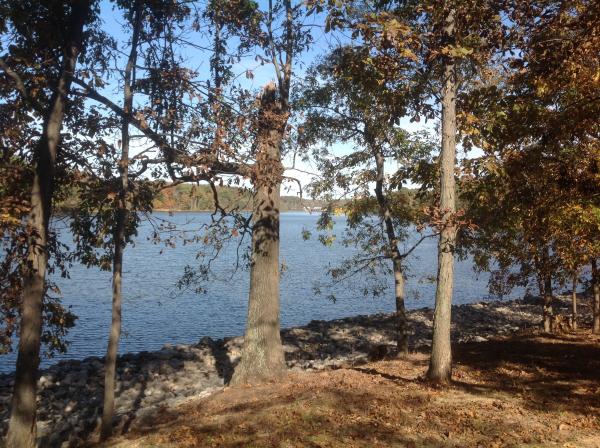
[151,208,312,213]
[55,207,316,215]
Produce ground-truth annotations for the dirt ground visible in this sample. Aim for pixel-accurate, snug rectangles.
[102,331,600,448]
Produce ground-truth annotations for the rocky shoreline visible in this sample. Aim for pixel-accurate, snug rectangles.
[0,296,592,447]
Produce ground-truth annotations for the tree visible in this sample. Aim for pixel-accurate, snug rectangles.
[161,0,314,385]
[298,46,436,355]
[99,0,143,438]
[427,4,458,382]
[550,195,599,332]
[230,81,289,383]
[459,0,600,335]
[320,0,509,382]
[461,149,566,332]
[1,1,94,446]
[66,1,192,438]
[230,0,310,384]
[72,0,312,385]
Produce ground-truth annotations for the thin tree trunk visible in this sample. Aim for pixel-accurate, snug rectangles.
[100,209,126,440]
[6,3,89,447]
[231,83,287,385]
[393,259,408,354]
[571,273,577,331]
[100,3,141,440]
[592,259,600,334]
[543,275,553,333]
[211,17,224,158]
[427,8,457,384]
[372,144,408,355]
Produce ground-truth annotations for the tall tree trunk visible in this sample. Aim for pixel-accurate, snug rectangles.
[543,275,553,333]
[231,83,287,385]
[571,273,577,330]
[6,3,89,447]
[427,8,457,383]
[372,144,408,355]
[100,3,141,440]
[592,259,600,334]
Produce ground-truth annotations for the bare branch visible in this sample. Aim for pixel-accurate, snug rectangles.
[400,232,439,259]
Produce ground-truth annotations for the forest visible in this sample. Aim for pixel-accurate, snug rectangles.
[0,0,599,447]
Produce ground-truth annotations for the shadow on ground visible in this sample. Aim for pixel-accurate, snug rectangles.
[452,333,600,417]
[107,332,600,448]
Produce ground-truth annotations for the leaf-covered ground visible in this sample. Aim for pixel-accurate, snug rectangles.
[103,331,600,448]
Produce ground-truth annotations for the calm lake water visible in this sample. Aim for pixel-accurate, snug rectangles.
[0,212,516,373]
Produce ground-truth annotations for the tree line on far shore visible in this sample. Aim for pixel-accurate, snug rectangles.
[0,0,598,446]
[58,182,329,212]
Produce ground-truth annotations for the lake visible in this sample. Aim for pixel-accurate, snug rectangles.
[0,212,515,373]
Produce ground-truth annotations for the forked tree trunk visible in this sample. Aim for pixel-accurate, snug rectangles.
[427,8,457,384]
[543,275,553,333]
[231,84,287,385]
[592,259,600,335]
[372,144,408,355]
[6,3,89,447]
[571,273,577,331]
[100,3,141,440]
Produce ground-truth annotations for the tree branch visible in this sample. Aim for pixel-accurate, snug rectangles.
[0,57,43,114]
[71,77,254,179]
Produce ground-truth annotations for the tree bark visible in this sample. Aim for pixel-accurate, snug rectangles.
[100,208,126,440]
[543,274,553,333]
[231,83,287,385]
[6,3,89,447]
[571,273,577,331]
[372,144,408,355]
[592,259,600,335]
[100,3,141,440]
[393,259,408,354]
[427,8,457,384]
